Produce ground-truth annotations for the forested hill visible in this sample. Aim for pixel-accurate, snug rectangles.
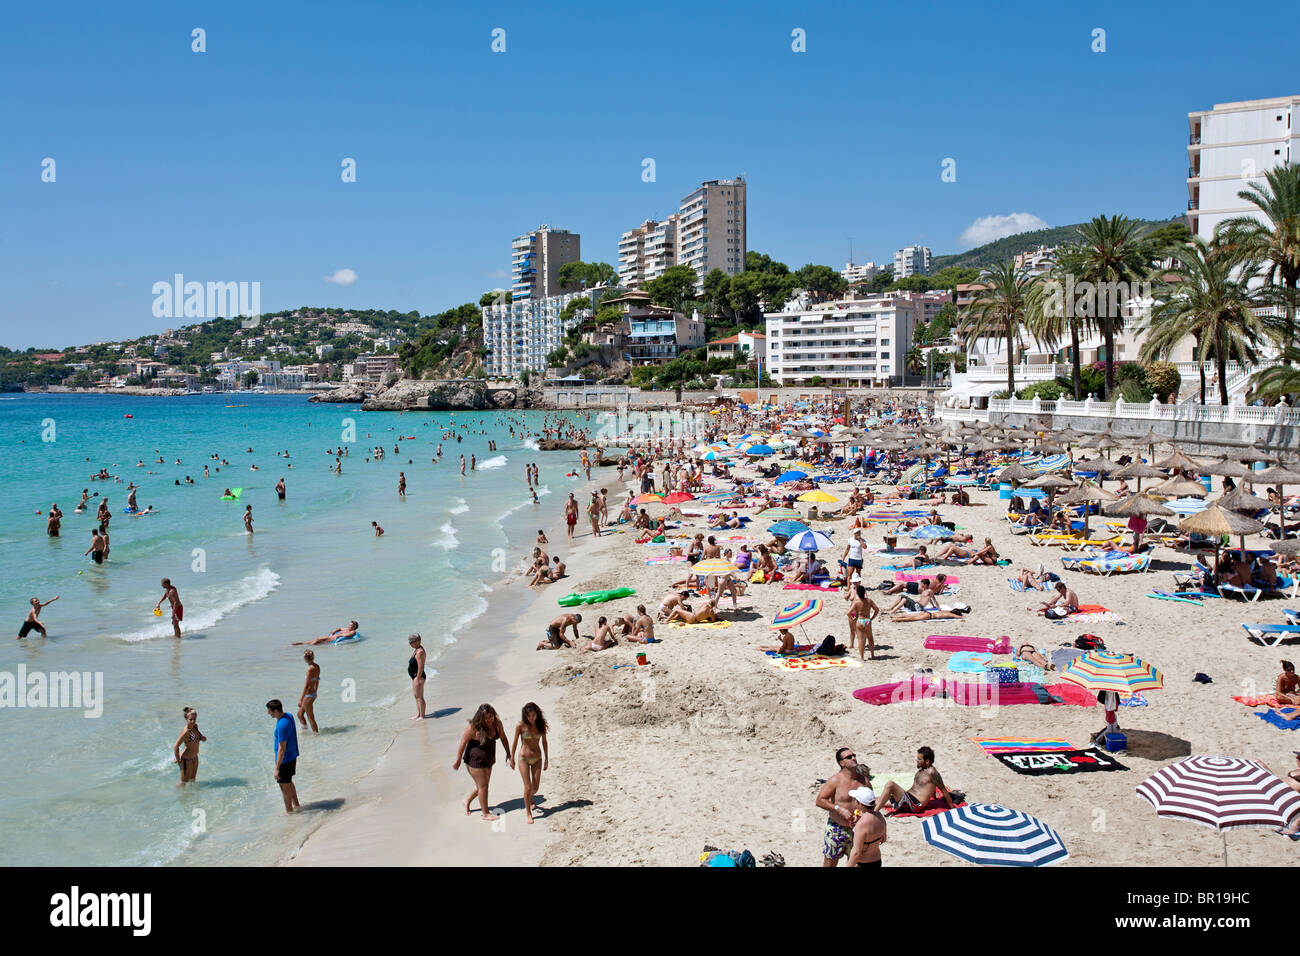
[930,216,1185,271]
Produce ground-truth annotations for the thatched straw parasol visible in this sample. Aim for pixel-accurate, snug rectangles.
[1250,465,1300,540]
[1179,504,1268,562]
[998,463,1039,486]
[1199,457,1253,479]
[1113,460,1166,493]
[1104,493,1175,549]
[1215,487,1272,513]
[1058,480,1118,533]
[1156,448,1201,473]
[1075,456,1121,474]
[1151,476,1212,498]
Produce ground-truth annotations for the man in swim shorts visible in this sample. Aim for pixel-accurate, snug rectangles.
[18,595,58,639]
[873,746,957,814]
[155,578,183,639]
[537,612,581,650]
[267,699,301,813]
[815,747,871,867]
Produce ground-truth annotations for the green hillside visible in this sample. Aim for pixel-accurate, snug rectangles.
[930,215,1185,271]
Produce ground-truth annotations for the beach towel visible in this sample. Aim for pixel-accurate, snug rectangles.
[972,737,1075,753]
[895,572,959,584]
[947,651,1002,673]
[644,555,689,564]
[991,748,1128,776]
[1055,604,1124,624]
[1257,707,1300,730]
[882,563,938,573]
[1049,647,1086,670]
[882,794,968,818]
[1044,682,1099,707]
[1233,694,1283,708]
[783,583,842,592]
[924,635,1012,654]
[767,653,862,671]
[1118,692,1149,708]
[668,621,732,629]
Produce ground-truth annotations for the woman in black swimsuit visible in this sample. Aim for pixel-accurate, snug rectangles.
[407,634,427,719]
[172,707,206,785]
[453,703,513,821]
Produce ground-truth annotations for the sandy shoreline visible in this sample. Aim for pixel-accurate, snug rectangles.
[285,468,617,866]
[288,452,1300,867]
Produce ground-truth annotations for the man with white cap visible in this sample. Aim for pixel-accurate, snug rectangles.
[847,786,887,866]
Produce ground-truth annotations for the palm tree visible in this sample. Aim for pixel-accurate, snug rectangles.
[1076,215,1154,398]
[1216,162,1300,367]
[1248,345,1300,402]
[1025,243,1095,398]
[961,259,1037,396]
[1139,237,1267,405]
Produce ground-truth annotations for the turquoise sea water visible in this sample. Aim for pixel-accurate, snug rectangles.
[0,393,609,865]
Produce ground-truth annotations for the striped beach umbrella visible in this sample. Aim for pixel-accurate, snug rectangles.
[946,476,979,486]
[690,558,741,577]
[785,528,835,552]
[1032,454,1070,472]
[922,804,1068,867]
[770,598,822,629]
[1058,650,1164,694]
[766,520,810,537]
[1136,756,1300,861]
[911,524,954,540]
[758,507,802,519]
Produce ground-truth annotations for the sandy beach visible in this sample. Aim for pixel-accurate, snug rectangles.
[286,435,1300,867]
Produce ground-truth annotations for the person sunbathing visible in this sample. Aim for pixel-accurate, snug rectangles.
[1014,564,1058,590]
[932,542,975,562]
[965,538,999,565]
[1039,582,1080,620]
[583,617,618,652]
[882,573,948,598]
[886,585,940,614]
[1254,558,1280,589]
[1016,643,1054,670]
[666,597,720,625]
[759,627,797,655]
[873,746,958,815]
[889,604,969,622]
[904,546,931,569]
[658,589,693,620]
[293,620,360,645]
[1277,660,1300,706]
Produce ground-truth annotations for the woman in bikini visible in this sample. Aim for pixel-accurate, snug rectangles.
[666,597,721,625]
[297,650,320,733]
[453,703,513,821]
[172,707,206,785]
[584,617,617,652]
[511,702,549,824]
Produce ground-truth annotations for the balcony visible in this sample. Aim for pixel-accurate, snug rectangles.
[1187,199,1199,211]
[1189,132,1201,145]
[1188,166,1199,178]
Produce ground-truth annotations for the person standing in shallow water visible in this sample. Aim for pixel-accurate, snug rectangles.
[408,634,427,719]
[453,703,512,821]
[298,650,320,734]
[173,707,206,784]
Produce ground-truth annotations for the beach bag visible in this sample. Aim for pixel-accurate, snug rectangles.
[749,570,765,584]
[815,635,846,656]
[986,666,1020,685]
[1074,634,1105,650]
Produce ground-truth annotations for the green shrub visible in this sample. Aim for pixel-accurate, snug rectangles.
[1143,361,1180,401]
[1017,381,1065,401]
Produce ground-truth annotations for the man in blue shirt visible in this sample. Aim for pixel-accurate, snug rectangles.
[266,699,301,812]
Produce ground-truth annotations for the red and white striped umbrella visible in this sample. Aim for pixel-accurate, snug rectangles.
[1136,755,1300,832]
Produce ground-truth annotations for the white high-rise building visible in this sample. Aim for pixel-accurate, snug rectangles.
[893,245,931,279]
[842,261,882,285]
[676,178,746,289]
[511,225,581,302]
[483,291,593,378]
[618,215,679,289]
[1187,95,1299,241]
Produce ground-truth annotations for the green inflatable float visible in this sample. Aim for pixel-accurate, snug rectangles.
[220,487,243,500]
[557,587,636,607]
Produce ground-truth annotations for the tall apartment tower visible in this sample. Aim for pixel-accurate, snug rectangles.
[618,215,680,289]
[511,225,581,302]
[893,245,932,279]
[1187,95,1299,241]
[677,178,747,289]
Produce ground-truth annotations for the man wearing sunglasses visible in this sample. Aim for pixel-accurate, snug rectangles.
[815,747,871,867]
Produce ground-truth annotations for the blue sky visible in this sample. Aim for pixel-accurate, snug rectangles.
[2,0,1297,348]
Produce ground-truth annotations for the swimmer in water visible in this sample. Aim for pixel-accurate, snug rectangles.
[293,621,359,646]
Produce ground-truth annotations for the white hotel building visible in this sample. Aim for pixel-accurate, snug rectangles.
[1187,95,1299,241]
[764,292,946,388]
[483,290,606,378]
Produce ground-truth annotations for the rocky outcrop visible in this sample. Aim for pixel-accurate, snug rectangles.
[537,439,588,451]
[358,379,547,412]
[308,383,370,404]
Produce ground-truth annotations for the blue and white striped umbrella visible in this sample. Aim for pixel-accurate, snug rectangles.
[911,524,954,540]
[946,476,978,486]
[1032,454,1070,472]
[922,803,1069,867]
[1165,496,1208,515]
[785,528,835,552]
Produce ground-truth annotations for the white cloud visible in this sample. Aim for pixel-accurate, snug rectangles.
[959,212,1049,249]
[323,268,357,286]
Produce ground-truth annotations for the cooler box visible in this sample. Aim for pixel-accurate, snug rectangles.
[1104,732,1127,752]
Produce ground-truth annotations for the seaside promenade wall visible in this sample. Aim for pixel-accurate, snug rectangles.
[544,385,932,408]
